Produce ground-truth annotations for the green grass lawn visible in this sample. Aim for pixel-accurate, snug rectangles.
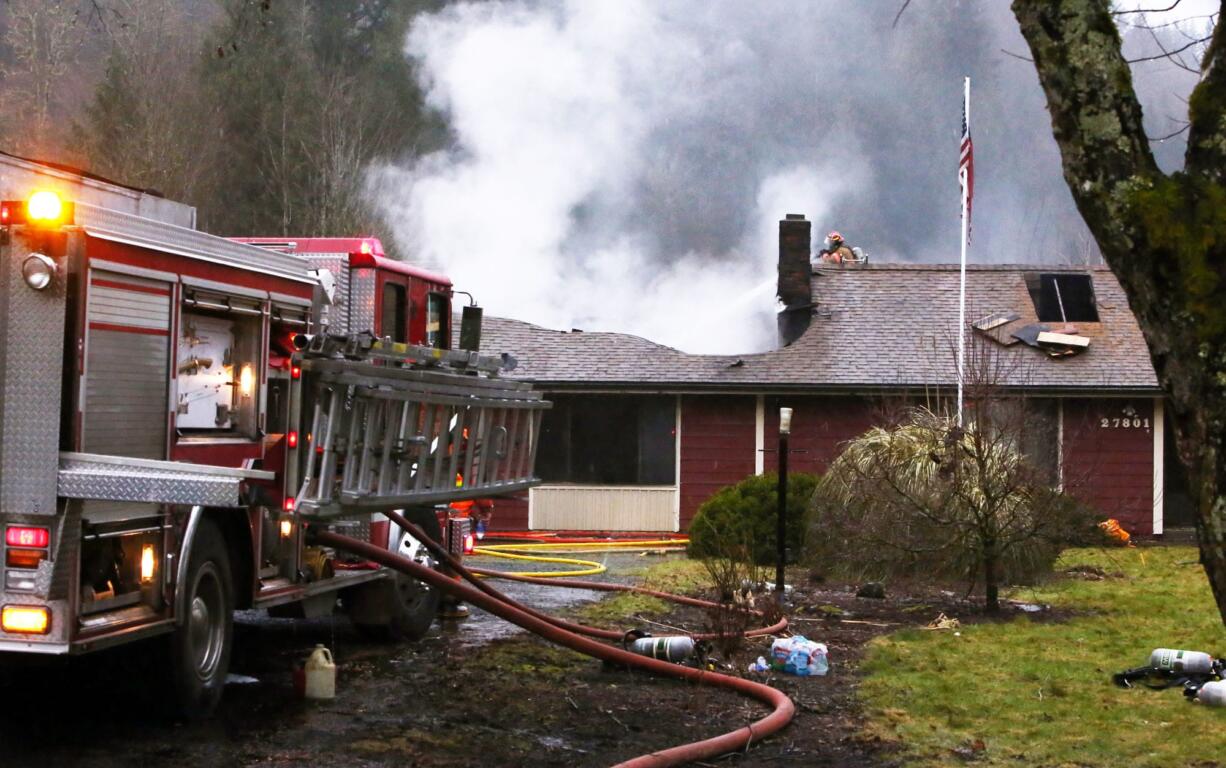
[860,547,1225,767]
[572,556,709,625]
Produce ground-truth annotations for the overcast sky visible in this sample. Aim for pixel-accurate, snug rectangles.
[373,0,1216,353]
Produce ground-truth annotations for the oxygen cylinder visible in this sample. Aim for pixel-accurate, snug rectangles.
[629,635,695,663]
[1197,680,1226,707]
[1149,648,1216,676]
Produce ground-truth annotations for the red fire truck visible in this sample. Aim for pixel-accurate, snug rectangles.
[0,154,546,717]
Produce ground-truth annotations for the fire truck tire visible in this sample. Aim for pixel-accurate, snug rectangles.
[168,519,234,720]
[346,510,441,642]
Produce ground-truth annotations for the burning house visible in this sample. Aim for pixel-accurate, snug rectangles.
[472,215,1180,538]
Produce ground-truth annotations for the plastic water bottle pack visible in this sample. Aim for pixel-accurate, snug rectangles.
[769,635,829,676]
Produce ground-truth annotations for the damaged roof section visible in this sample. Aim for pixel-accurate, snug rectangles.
[972,272,1095,357]
[467,264,1158,394]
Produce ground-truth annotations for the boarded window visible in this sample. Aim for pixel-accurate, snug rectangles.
[537,395,676,485]
[1026,273,1099,322]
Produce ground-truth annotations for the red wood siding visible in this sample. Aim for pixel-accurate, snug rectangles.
[679,395,756,529]
[1062,398,1155,535]
[762,396,877,475]
[491,493,529,531]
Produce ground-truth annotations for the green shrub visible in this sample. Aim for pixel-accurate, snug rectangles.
[688,472,819,566]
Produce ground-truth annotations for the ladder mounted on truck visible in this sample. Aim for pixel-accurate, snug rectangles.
[286,333,549,519]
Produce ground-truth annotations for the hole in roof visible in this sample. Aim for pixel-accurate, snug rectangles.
[1025,273,1099,323]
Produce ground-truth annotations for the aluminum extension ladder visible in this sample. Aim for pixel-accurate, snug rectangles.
[285,334,549,519]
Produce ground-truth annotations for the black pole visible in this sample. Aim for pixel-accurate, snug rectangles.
[776,430,788,600]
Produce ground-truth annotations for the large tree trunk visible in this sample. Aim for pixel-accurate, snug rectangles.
[1013,0,1226,625]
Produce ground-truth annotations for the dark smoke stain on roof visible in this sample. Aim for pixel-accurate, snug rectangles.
[461,263,1159,393]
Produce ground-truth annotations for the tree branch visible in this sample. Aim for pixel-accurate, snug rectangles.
[1126,32,1212,65]
[1112,0,1183,14]
[892,0,914,29]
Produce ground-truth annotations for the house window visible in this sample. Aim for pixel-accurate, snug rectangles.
[381,283,408,343]
[1026,273,1099,323]
[536,395,676,485]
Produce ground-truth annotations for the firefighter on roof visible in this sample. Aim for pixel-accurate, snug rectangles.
[816,231,856,264]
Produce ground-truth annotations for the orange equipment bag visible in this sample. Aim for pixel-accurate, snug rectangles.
[1098,519,1132,546]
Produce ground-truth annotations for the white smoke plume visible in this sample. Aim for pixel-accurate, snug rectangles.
[372,0,1212,353]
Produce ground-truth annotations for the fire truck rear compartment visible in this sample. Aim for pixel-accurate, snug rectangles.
[77,509,164,615]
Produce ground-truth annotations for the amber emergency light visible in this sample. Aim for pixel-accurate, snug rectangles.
[2,605,50,634]
[0,191,74,227]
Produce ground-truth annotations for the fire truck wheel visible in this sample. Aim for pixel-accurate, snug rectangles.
[168,519,234,719]
[347,510,441,642]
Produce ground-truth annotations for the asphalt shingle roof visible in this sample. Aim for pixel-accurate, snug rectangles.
[468,263,1159,393]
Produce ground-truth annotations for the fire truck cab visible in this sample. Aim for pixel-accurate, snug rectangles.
[0,154,546,718]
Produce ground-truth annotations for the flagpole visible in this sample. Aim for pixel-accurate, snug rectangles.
[957,76,970,428]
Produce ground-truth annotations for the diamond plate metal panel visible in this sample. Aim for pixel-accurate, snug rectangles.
[305,255,350,334]
[58,454,272,508]
[58,467,240,507]
[76,203,313,286]
[349,268,376,335]
[0,231,68,518]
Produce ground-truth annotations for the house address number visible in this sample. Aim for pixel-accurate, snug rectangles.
[1100,417,1149,429]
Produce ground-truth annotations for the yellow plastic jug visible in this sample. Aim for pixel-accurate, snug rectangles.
[304,644,336,700]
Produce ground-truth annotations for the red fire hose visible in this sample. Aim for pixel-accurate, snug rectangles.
[314,520,795,768]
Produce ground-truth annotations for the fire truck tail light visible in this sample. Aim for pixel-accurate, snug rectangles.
[6,549,46,569]
[291,365,301,380]
[279,519,293,538]
[463,533,476,555]
[283,497,296,512]
[2,605,50,634]
[287,431,298,449]
[6,527,49,548]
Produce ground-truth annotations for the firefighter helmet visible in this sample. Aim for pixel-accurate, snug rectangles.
[823,231,844,251]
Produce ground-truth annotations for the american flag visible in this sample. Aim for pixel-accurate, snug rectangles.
[959,90,974,241]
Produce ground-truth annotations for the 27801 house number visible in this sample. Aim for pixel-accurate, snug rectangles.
[1100,417,1149,429]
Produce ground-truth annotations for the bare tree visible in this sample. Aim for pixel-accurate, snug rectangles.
[1012,1,1226,626]
[75,0,222,201]
[0,0,87,157]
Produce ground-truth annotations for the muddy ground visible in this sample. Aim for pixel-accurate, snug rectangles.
[0,552,1038,767]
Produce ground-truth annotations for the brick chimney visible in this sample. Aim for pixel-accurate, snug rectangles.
[777,213,813,347]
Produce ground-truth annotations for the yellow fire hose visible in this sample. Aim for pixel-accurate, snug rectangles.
[471,538,689,578]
